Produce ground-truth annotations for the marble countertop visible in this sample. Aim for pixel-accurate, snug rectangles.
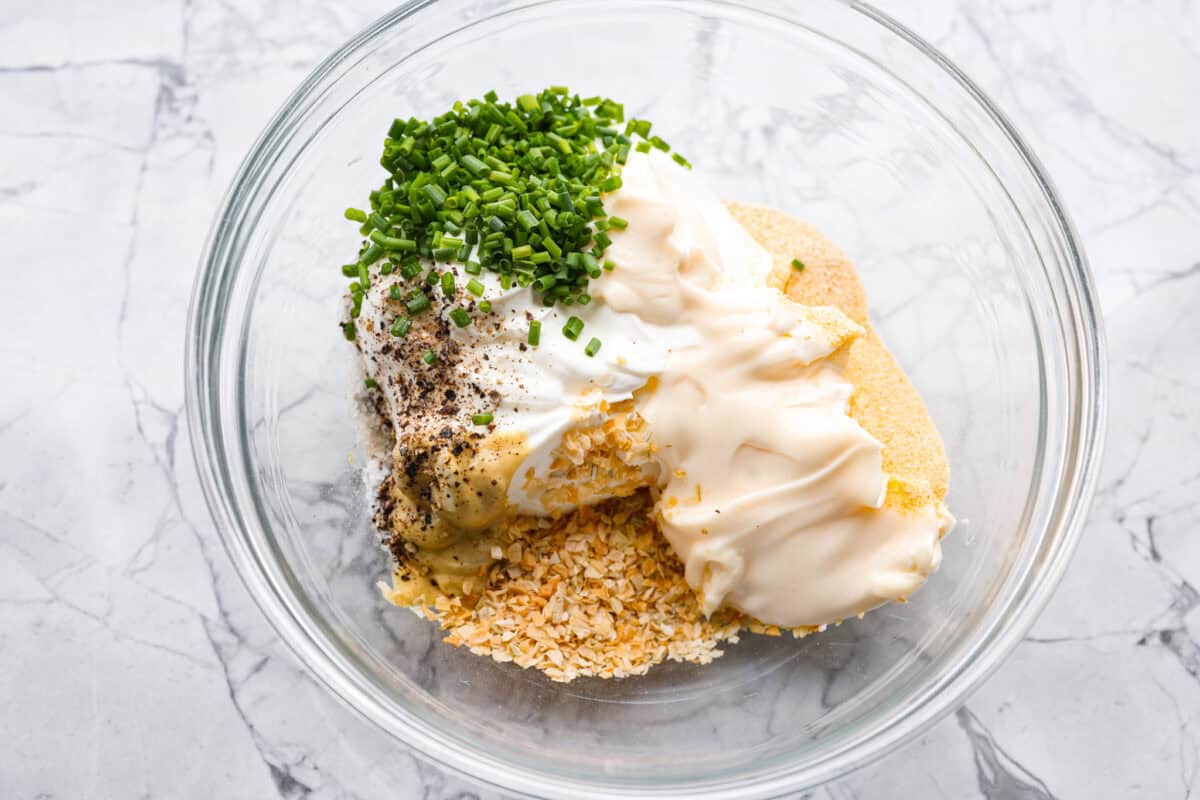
[2,1,1197,797]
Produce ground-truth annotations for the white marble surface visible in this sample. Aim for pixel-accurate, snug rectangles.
[2,1,1198,797]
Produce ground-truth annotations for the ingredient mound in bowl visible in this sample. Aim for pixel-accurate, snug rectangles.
[341,87,953,682]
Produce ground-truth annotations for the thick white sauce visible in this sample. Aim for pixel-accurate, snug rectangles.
[597,152,950,627]
[449,273,675,514]
[359,249,676,515]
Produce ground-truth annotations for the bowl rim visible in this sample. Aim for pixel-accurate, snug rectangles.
[185,0,1107,796]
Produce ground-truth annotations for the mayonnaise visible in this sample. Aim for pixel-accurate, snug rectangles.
[598,151,950,628]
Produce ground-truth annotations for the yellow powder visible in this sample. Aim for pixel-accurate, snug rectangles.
[726,202,950,512]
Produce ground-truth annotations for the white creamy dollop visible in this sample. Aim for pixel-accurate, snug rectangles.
[358,252,679,516]
[595,151,948,628]
[453,275,676,513]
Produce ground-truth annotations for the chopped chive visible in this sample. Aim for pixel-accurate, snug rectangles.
[368,231,417,252]
[421,184,447,206]
[791,258,806,272]
[359,243,385,265]
[462,154,489,175]
[406,292,431,315]
[341,87,681,312]
[485,202,514,220]
[671,152,692,169]
[635,140,651,153]
[584,337,601,357]
[389,284,403,301]
[471,413,494,425]
[562,315,584,341]
[478,300,492,312]
[449,307,472,327]
[421,348,437,365]
[516,209,539,230]
[466,278,485,296]
[626,119,652,137]
[527,319,541,346]
[364,377,379,389]
[341,321,356,341]
[440,272,456,296]
[390,316,411,337]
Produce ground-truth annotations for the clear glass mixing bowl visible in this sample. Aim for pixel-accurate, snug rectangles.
[186,1,1105,796]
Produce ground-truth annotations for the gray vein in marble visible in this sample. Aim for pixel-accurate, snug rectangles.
[956,708,1057,800]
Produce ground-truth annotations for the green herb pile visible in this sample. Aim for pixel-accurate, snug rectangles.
[340,86,688,342]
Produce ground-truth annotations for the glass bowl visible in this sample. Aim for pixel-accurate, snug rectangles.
[186,1,1105,796]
